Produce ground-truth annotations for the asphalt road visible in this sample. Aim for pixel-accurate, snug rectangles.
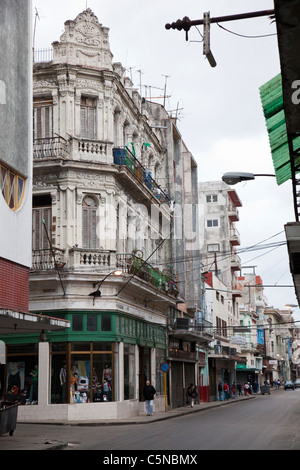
[72,389,300,451]
[2,389,300,452]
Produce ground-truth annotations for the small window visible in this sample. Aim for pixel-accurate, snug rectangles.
[72,315,83,332]
[87,315,98,332]
[206,194,218,202]
[207,219,219,228]
[101,316,111,332]
[207,243,220,252]
[206,194,218,203]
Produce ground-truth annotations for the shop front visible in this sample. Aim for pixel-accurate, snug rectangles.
[0,311,167,422]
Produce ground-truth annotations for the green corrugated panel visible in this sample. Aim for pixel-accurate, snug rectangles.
[259,73,300,185]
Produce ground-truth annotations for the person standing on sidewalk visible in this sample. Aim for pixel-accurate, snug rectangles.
[218,382,223,401]
[231,382,236,399]
[223,382,229,400]
[143,380,156,416]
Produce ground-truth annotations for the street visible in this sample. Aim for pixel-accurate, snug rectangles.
[1,389,300,452]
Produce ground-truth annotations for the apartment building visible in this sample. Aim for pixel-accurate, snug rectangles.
[0,8,208,422]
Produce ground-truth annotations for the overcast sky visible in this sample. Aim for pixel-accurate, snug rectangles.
[32,0,300,320]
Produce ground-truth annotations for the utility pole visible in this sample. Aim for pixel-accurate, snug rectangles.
[165,9,275,67]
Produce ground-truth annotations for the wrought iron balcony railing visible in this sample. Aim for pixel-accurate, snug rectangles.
[116,253,178,296]
[113,146,171,204]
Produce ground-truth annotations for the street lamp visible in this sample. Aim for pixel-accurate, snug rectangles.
[89,269,123,302]
[222,172,276,185]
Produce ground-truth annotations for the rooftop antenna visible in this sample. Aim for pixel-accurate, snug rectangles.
[162,74,170,108]
[33,7,40,61]
[137,69,143,97]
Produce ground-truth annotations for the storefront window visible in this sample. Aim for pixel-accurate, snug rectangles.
[6,345,39,405]
[124,344,135,400]
[50,354,67,404]
[70,354,90,403]
[50,342,113,404]
[92,355,112,402]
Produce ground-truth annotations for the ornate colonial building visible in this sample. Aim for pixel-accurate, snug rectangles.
[1,9,210,422]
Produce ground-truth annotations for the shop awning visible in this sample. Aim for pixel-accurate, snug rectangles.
[259,74,300,185]
[0,309,70,335]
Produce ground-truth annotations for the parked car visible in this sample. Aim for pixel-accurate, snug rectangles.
[284,380,295,390]
[294,379,300,388]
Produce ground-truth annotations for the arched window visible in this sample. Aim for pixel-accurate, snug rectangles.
[1,163,25,211]
[82,196,97,249]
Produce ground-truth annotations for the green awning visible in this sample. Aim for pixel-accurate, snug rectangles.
[259,73,300,185]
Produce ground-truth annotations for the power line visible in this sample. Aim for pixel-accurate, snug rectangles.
[216,22,277,39]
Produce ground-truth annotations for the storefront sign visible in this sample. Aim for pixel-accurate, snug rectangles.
[231,336,246,345]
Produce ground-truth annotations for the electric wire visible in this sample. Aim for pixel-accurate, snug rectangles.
[216,22,277,39]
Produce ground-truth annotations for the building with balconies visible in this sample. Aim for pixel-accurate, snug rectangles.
[2,8,204,422]
[237,273,270,386]
[263,307,293,383]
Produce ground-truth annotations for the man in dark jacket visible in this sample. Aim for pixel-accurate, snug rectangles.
[143,380,156,416]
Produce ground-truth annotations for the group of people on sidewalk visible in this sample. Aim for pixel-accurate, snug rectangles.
[217,379,282,401]
[218,381,254,400]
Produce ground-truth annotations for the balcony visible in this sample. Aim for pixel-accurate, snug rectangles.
[228,207,239,222]
[113,147,171,206]
[230,253,242,271]
[33,137,68,161]
[116,253,178,297]
[31,248,65,271]
[229,228,241,246]
[169,317,214,342]
[68,248,115,270]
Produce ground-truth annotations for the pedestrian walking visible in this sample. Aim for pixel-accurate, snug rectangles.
[143,380,156,416]
[237,382,242,397]
[186,383,198,407]
[218,382,223,401]
[223,382,229,400]
[277,379,281,388]
[231,382,236,398]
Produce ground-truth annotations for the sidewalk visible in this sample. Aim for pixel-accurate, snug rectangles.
[0,394,255,450]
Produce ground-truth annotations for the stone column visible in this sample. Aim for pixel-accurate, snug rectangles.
[118,341,124,401]
[38,342,49,406]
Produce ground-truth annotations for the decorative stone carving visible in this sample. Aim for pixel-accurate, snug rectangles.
[52,8,113,70]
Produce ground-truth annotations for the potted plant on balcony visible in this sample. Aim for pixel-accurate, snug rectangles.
[129,248,144,274]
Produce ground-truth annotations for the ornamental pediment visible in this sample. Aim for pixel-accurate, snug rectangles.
[52,8,113,70]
